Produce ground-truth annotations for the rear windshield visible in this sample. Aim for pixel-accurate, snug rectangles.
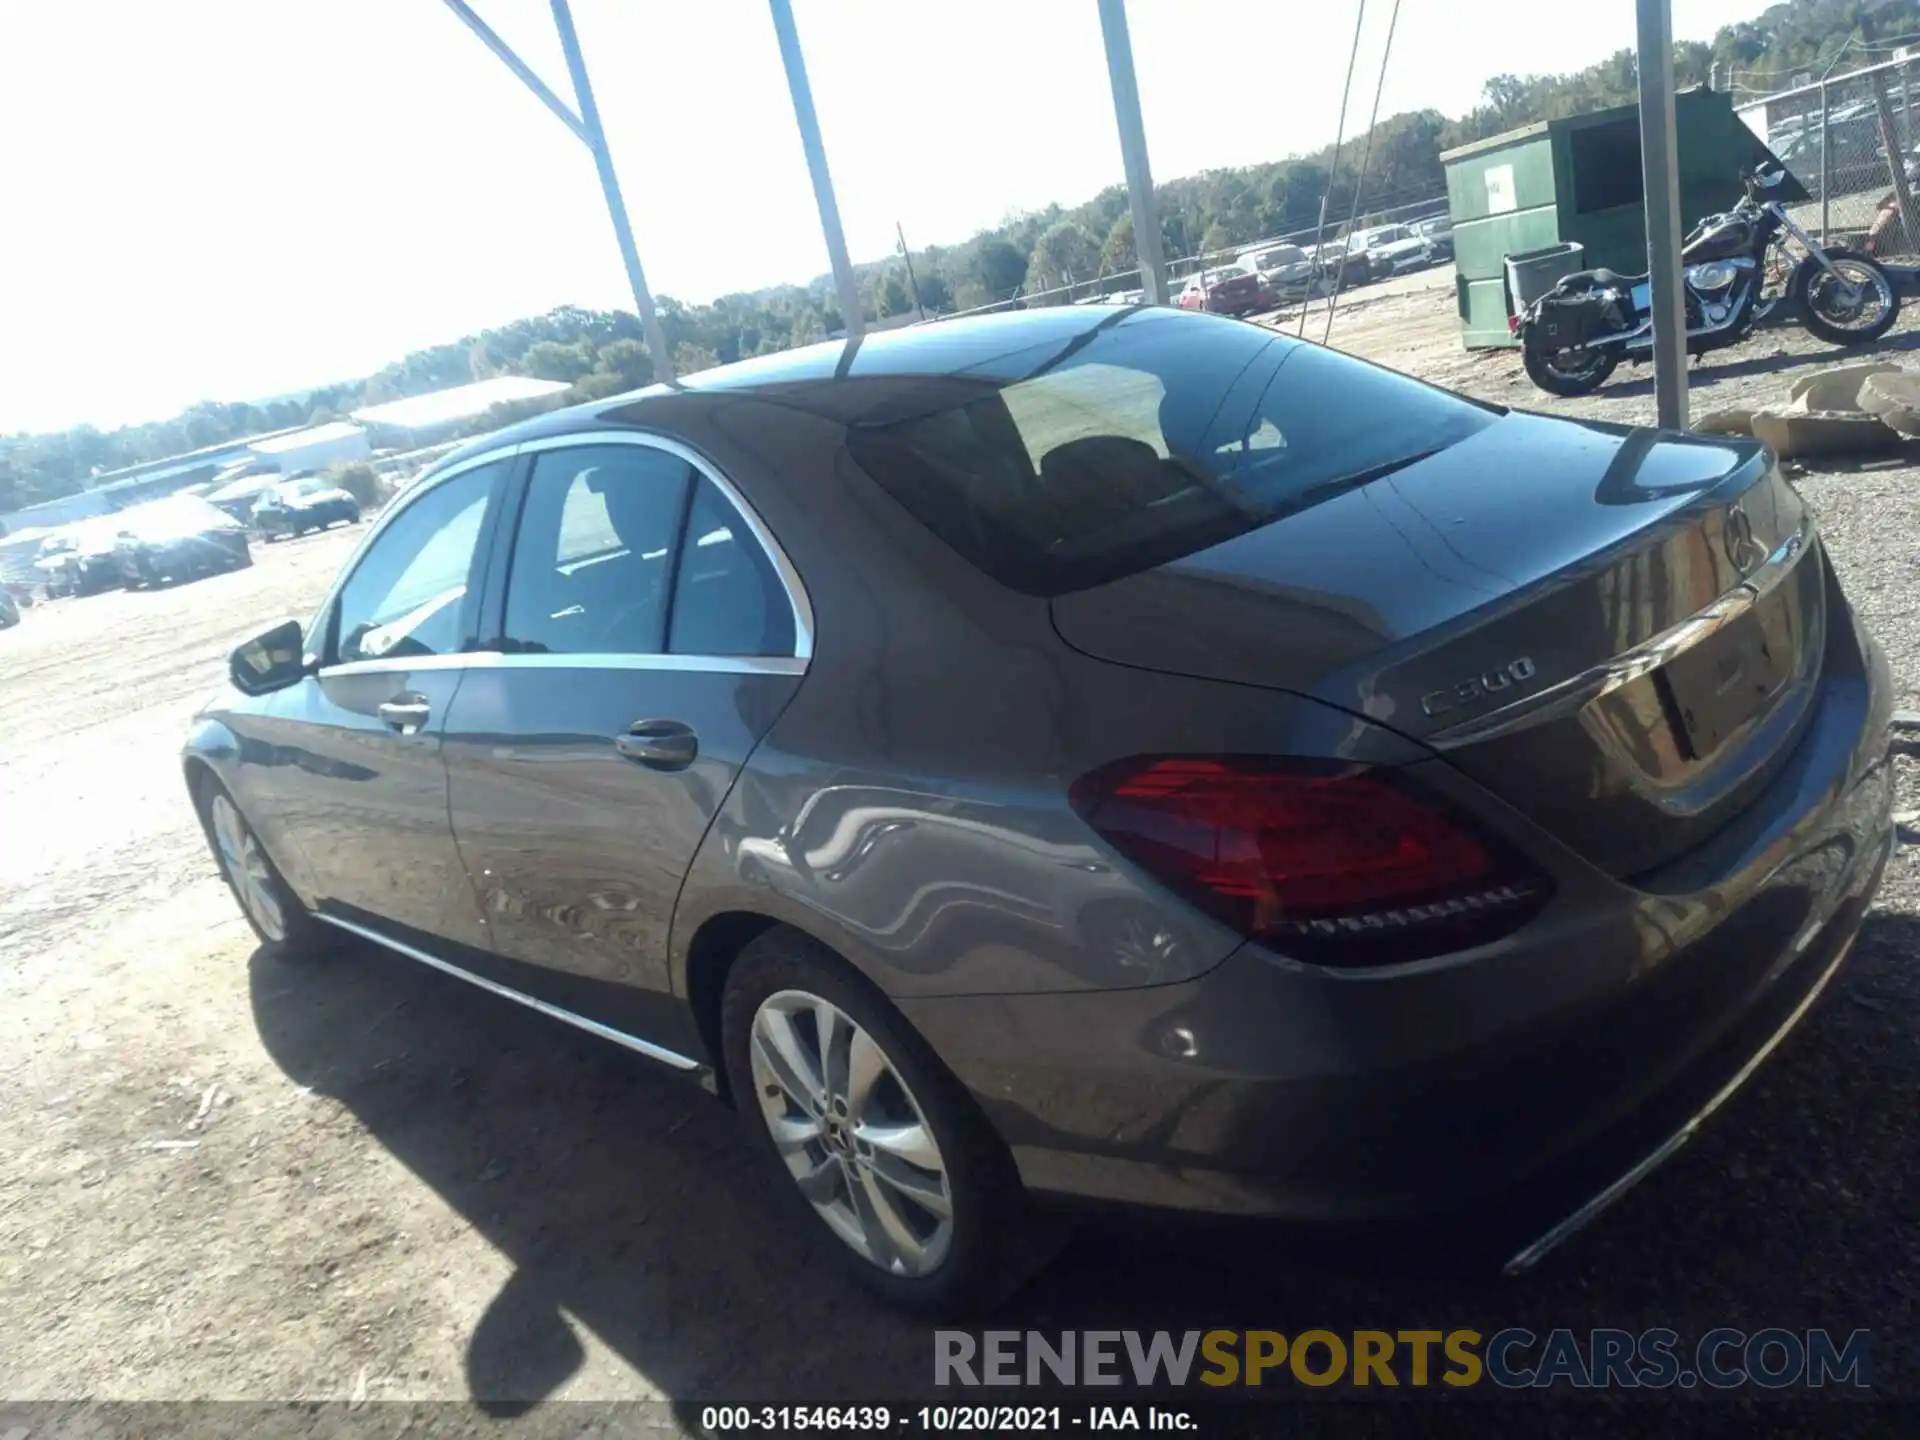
[844,314,1495,595]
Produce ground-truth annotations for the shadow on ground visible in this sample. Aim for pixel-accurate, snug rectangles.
[249,907,1920,1420]
[1595,325,1920,402]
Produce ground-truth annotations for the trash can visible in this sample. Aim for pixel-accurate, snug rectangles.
[1504,242,1586,315]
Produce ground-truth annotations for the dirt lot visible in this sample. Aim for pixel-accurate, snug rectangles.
[3,281,1919,1430]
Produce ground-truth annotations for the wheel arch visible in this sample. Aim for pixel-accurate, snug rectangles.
[680,909,792,1104]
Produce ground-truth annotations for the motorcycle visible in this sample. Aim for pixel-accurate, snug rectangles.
[1518,166,1901,398]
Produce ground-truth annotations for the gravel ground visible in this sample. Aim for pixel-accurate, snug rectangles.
[1,285,1917,1433]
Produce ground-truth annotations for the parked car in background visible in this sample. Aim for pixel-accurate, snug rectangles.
[1237,242,1332,300]
[191,306,1894,1313]
[1413,215,1455,264]
[112,496,252,588]
[252,476,362,540]
[1175,265,1269,316]
[206,473,284,523]
[59,521,135,597]
[1354,224,1432,278]
[33,533,83,598]
[1306,239,1372,289]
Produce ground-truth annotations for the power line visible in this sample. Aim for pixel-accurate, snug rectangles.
[1300,0,1369,339]
[1322,0,1403,345]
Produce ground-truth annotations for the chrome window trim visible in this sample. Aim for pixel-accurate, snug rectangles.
[319,652,495,678]
[318,651,809,680]
[469,652,809,676]
[512,429,815,662]
[316,911,701,1072]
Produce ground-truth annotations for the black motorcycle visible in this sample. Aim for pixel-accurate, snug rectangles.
[1519,166,1901,397]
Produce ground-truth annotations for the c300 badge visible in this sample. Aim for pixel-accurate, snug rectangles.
[1421,657,1538,719]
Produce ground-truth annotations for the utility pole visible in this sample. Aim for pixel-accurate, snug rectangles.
[896,222,926,320]
[1636,0,1688,429]
[1097,0,1169,305]
[769,0,864,342]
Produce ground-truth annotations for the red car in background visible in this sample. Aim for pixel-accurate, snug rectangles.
[1175,265,1271,317]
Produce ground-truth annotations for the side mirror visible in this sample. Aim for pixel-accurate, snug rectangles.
[229,618,308,696]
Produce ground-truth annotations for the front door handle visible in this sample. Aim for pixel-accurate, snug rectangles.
[377,695,432,734]
[614,718,698,770]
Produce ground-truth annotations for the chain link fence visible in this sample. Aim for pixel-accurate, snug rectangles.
[1736,53,1920,256]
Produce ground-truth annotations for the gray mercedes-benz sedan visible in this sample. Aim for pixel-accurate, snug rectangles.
[185,306,1895,1311]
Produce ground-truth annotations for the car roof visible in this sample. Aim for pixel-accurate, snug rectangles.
[424,307,1265,470]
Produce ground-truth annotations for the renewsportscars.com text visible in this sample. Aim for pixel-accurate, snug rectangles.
[934,1328,1871,1390]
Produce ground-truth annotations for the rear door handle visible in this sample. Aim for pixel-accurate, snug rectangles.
[377,696,432,733]
[614,719,698,770]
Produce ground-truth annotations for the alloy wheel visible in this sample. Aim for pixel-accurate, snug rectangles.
[749,989,953,1276]
[210,793,287,943]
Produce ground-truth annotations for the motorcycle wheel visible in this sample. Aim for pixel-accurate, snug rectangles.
[1523,344,1618,397]
[1794,247,1901,346]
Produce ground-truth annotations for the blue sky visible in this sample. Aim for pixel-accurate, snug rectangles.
[0,0,1760,434]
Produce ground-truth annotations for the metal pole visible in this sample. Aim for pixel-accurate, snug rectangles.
[769,0,863,342]
[1636,0,1687,430]
[1820,82,1831,241]
[1096,0,1168,306]
[549,0,673,381]
[897,221,926,320]
[440,0,588,144]
[1872,72,1918,254]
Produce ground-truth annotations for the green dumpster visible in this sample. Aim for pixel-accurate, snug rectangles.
[1442,88,1801,348]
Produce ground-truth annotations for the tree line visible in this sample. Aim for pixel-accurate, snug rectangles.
[3,0,1910,518]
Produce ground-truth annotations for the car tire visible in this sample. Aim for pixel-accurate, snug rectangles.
[721,927,1059,1315]
[193,773,332,961]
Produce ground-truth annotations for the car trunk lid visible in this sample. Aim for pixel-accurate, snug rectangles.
[1051,413,1824,877]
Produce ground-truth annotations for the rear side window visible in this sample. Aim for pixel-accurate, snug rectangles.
[668,478,796,657]
[502,445,693,656]
[846,317,1495,595]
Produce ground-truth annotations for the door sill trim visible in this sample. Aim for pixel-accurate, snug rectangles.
[315,912,702,1072]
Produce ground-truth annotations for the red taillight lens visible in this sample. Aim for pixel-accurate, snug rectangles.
[1069,756,1545,965]
[1508,313,1522,334]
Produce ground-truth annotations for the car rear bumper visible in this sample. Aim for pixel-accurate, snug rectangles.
[900,621,1895,1241]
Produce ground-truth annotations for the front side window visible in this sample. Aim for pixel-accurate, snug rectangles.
[502,445,693,656]
[332,461,501,663]
[846,312,1495,595]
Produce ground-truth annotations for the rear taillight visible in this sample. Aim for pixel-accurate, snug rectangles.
[1069,756,1546,966]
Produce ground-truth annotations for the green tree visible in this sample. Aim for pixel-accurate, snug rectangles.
[521,340,594,384]
[871,268,913,317]
[790,307,825,346]
[673,343,721,375]
[1029,220,1100,290]
[594,338,653,388]
[916,271,953,314]
[970,238,1028,301]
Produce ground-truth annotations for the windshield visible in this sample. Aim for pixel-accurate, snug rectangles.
[845,313,1495,595]
[1368,226,1412,245]
[1251,247,1305,269]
